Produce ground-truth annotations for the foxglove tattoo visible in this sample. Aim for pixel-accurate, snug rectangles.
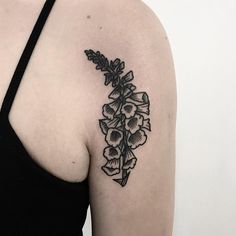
[84,49,151,187]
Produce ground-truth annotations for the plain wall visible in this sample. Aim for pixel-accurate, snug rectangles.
[84,0,236,235]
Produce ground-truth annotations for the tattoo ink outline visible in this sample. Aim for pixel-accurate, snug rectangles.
[84,49,151,187]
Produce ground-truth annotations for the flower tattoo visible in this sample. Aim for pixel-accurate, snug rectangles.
[84,49,151,187]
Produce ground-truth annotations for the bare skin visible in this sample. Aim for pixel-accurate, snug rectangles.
[0,0,176,235]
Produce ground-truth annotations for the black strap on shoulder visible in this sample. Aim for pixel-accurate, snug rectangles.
[1,0,56,116]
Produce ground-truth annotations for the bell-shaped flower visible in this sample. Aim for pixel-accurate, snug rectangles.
[125,114,144,134]
[121,102,137,118]
[126,92,149,104]
[99,117,121,135]
[102,99,121,120]
[127,129,147,149]
[102,158,120,176]
[122,147,137,170]
[103,146,121,160]
[136,103,150,115]
[105,128,123,147]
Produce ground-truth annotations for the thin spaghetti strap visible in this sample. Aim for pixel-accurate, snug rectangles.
[0,0,56,117]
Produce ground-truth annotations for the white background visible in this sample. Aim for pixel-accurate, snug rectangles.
[84,0,236,235]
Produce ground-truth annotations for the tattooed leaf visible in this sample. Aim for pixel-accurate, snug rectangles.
[99,119,109,134]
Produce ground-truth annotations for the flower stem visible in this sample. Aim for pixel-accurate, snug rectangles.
[121,111,128,182]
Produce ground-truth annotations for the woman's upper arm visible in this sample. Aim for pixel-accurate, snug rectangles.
[83,1,177,235]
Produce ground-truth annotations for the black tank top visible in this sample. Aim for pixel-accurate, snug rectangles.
[0,1,89,235]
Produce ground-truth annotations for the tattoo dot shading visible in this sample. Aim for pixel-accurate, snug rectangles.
[84,49,151,187]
